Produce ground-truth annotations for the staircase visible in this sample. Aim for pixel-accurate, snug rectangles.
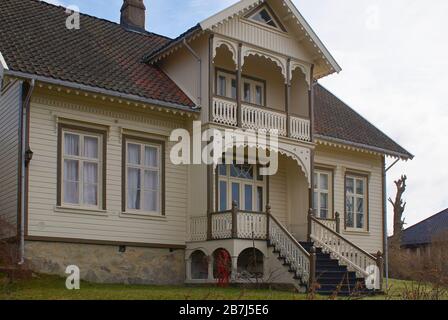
[267,212,382,296]
[300,242,372,296]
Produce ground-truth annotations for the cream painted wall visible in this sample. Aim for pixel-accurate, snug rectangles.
[0,80,22,237]
[27,89,190,246]
[159,36,210,122]
[315,144,384,254]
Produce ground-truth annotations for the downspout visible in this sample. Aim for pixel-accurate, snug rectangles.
[383,157,400,289]
[19,79,35,265]
[183,39,202,108]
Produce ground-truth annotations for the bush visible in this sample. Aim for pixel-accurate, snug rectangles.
[389,230,448,287]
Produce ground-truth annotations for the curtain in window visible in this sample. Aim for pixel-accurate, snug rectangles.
[83,162,98,205]
[64,159,79,204]
[128,144,141,165]
[127,168,141,210]
[145,146,158,167]
[84,137,98,159]
[64,133,79,156]
[144,170,158,212]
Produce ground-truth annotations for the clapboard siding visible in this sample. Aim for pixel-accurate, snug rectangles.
[0,81,22,238]
[214,16,313,63]
[270,157,288,226]
[315,145,384,254]
[27,92,189,246]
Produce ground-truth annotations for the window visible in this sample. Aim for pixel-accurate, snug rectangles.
[216,70,265,106]
[345,174,368,231]
[246,5,286,32]
[242,78,264,106]
[217,163,265,212]
[313,170,332,219]
[123,136,164,215]
[58,125,106,210]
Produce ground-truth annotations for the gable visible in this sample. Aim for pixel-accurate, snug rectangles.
[200,0,341,78]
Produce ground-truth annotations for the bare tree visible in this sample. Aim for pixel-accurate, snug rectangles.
[388,175,407,249]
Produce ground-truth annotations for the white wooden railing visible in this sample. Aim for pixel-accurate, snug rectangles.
[242,104,287,136]
[211,97,311,143]
[290,116,311,142]
[268,214,310,283]
[212,97,238,126]
[310,216,378,279]
[315,216,339,233]
[190,216,208,242]
[237,212,267,239]
[211,212,233,239]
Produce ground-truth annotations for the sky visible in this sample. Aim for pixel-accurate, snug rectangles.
[43,0,448,234]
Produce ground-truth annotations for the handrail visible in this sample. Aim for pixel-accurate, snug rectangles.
[311,216,377,261]
[268,212,311,283]
[310,215,378,278]
[269,213,309,257]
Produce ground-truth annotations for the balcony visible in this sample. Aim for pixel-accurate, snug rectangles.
[212,96,311,142]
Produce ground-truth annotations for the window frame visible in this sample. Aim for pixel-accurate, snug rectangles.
[344,172,369,232]
[122,135,165,216]
[215,69,266,107]
[313,168,334,219]
[216,163,266,212]
[57,123,107,211]
[245,4,287,33]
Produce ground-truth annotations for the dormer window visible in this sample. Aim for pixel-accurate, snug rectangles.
[247,5,286,32]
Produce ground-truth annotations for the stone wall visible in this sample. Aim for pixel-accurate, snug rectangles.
[25,241,186,285]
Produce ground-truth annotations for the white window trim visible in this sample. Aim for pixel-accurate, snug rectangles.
[218,164,266,212]
[345,175,368,232]
[314,170,333,219]
[61,129,103,210]
[124,139,163,216]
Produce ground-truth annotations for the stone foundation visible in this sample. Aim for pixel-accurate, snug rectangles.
[25,241,186,285]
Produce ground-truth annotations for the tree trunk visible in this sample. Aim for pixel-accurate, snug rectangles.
[388,175,407,250]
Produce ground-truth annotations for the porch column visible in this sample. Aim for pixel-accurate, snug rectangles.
[208,33,215,123]
[285,58,291,137]
[307,64,316,242]
[207,164,214,240]
[186,257,192,281]
[230,256,238,281]
[208,255,215,281]
[236,43,243,127]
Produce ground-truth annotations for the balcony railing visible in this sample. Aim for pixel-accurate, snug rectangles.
[211,96,311,142]
[241,104,287,136]
[190,203,268,241]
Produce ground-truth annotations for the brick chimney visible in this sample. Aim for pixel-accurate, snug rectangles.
[120,0,146,32]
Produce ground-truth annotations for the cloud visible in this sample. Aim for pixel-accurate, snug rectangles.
[294,0,448,232]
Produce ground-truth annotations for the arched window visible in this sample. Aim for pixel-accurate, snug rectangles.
[237,248,264,278]
[190,250,208,280]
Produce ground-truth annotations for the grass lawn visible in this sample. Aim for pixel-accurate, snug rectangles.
[0,273,445,300]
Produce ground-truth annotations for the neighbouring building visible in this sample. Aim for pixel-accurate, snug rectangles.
[400,208,448,257]
[0,0,413,294]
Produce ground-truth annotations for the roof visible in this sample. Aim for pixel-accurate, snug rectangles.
[314,84,413,159]
[400,209,448,246]
[0,0,194,109]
